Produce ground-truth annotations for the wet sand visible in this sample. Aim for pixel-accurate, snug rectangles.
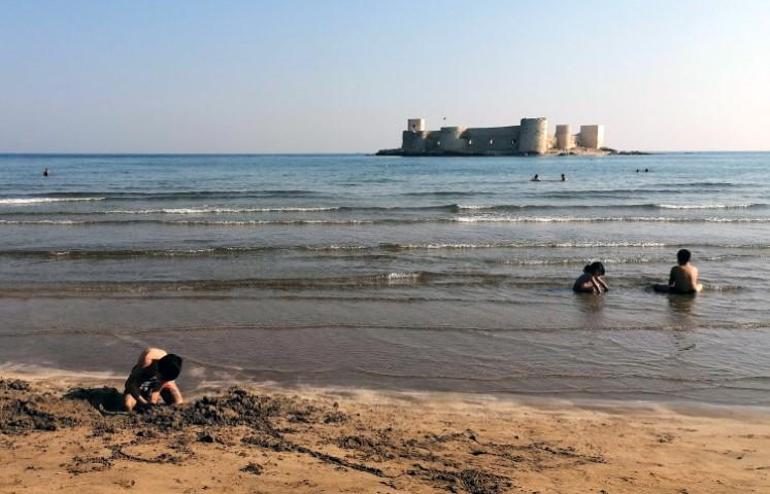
[1,375,769,493]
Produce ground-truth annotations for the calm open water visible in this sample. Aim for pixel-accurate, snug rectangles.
[1,153,769,406]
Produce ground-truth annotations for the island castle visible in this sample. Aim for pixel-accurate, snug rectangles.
[377,117,605,156]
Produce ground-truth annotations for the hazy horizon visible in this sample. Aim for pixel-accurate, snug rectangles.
[1,0,768,153]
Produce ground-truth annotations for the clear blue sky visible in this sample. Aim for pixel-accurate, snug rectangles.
[1,0,768,152]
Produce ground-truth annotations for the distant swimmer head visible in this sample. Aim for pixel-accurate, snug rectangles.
[584,261,605,276]
[677,249,691,265]
[157,353,183,381]
[43,168,49,177]
[531,174,540,181]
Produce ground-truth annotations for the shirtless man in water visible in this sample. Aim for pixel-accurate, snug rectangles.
[124,348,184,411]
[655,249,703,294]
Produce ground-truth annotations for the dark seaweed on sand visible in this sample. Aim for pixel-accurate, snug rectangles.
[1,379,610,493]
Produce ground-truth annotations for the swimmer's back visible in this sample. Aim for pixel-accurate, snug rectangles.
[669,265,702,293]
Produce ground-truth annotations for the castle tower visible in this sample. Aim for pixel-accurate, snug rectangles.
[555,124,573,150]
[402,118,427,154]
[578,125,604,149]
[407,118,425,132]
[518,117,548,154]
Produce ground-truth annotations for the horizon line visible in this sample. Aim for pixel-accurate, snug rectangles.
[2,150,770,156]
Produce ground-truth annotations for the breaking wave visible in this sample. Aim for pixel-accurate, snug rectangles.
[452,216,770,224]
[0,197,105,205]
[4,215,770,226]
[457,203,766,211]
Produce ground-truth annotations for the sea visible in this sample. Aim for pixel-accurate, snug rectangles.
[1,153,769,407]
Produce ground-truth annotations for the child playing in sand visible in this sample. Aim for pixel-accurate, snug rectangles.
[654,249,703,294]
[573,262,609,294]
[123,348,184,412]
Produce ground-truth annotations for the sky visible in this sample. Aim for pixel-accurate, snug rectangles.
[1,0,769,153]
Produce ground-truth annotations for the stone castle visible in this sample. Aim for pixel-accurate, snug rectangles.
[377,117,605,156]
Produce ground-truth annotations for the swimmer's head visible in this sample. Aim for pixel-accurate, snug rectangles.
[677,249,691,265]
[584,261,605,276]
[157,354,183,381]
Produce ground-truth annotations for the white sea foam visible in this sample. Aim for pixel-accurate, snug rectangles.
[0,219,373,226]
[4,216,769,226]
[172,219,374,226]
[453,216,770,223]
[657,204,757,209]
[384,272,423,282]
[0,197,105,205]
[0,220,81,225]
[383,241,669,250]
[107,206,338,214]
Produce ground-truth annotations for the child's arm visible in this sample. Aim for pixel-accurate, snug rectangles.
[125,370,148,406]
[596,276,609,292]
[590,277,603,294]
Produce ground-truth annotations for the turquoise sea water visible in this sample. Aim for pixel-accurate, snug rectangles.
[1,153,769,406]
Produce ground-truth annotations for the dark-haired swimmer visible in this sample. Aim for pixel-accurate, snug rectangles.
[123,348,184,411]
[531,174,540,182]
[573,261,609,294]
[653,249,703,294]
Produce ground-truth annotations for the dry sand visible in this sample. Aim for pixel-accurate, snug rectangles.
[1,374,769,493]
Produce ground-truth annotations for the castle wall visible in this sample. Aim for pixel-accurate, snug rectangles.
[402,130,427,154]
[464,126,520,154]
[518,117,548,154]
[437,126,466,153]
[402,125,526,155]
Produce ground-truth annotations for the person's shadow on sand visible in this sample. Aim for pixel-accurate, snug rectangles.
[63,386,125,414]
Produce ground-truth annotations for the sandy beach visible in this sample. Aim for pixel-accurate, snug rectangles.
[1,374,768,494]
[3,1,770,492]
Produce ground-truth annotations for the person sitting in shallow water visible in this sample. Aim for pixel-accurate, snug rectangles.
[573,261,609,294]
[654,249,703,294]
[124,348,184,412]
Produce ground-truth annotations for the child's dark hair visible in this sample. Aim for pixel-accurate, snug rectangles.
[677,249,691,265]
[583,261,605,276]
[157,354,183,381]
